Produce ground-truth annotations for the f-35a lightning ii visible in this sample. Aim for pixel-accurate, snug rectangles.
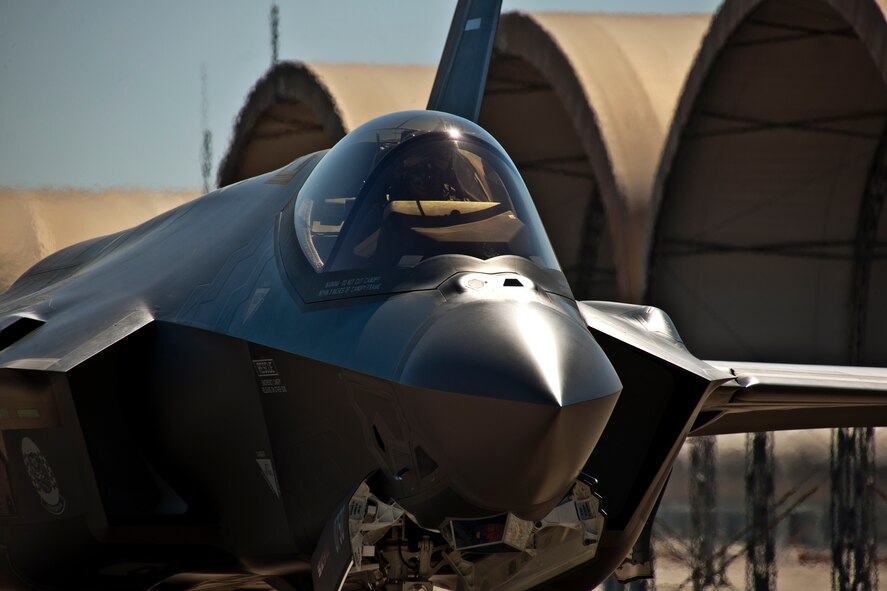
[0,1,885,590]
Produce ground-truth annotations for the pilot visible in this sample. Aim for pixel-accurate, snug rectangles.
[387,144,488,203]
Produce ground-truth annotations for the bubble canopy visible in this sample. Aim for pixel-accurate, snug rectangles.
[293,111,560,276]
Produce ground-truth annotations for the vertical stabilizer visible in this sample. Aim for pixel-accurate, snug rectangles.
[426,0,502,122]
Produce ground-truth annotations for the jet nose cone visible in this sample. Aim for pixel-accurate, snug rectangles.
[400,299,620,407]
[396,299,621,519]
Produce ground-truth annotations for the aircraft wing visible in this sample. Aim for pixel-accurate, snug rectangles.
[693,361,887,435]
[578,301,887,437]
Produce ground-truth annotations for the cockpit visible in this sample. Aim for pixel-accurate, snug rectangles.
[293,111,560,275]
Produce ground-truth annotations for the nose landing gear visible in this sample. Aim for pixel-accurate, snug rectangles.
[319,476,606,591]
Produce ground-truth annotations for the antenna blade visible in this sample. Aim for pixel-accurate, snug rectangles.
[427,0,502,122]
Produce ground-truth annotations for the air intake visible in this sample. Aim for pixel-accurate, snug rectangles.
[0,316,44,352]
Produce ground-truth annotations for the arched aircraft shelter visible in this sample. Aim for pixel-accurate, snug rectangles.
[647,0,887,364]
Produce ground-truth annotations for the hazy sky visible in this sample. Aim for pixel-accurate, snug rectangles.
[0,1,721,189]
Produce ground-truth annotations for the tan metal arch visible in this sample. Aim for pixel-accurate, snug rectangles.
[648,0,887,364]
[482,12,710,299]
[217,63,435,187]
[217,12,709,301]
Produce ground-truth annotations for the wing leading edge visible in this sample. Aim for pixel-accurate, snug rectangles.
[696,360,887,435]
[578,301,887,437]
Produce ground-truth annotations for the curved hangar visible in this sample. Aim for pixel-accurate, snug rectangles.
[217,11,710,302]
[647,0,887,364]
[218,63,436,186]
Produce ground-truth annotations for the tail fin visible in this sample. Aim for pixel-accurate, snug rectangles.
[426,0,502,122]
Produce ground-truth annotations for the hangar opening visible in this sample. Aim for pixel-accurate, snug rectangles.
[481,51,614,300]
[217,63,347,187]
[218,63,438,189]
[648,0,887,364]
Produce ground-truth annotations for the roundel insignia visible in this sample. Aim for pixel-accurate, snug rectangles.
[21,437,65,515]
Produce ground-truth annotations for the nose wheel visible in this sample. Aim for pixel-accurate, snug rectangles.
[320,476,606,591]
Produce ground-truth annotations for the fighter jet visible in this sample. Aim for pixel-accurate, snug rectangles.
[0,1,885,590]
